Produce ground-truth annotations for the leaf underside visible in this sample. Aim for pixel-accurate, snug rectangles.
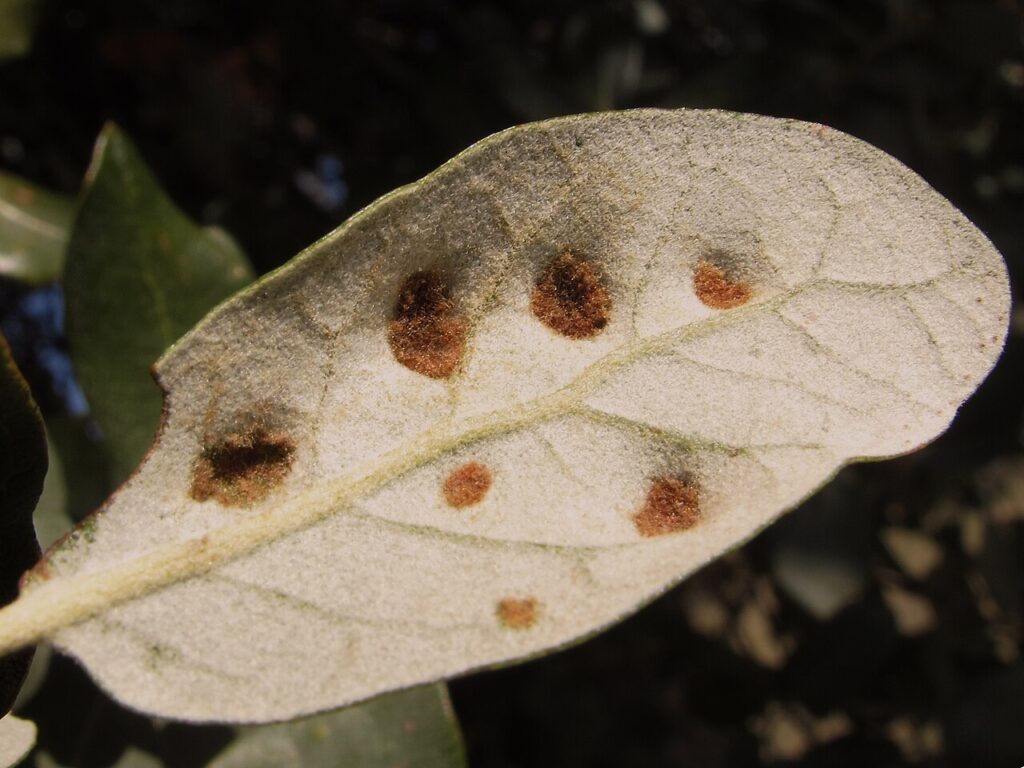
[2,109,1009,723]
[0,714,36,766]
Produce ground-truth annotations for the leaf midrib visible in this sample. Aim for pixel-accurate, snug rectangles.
[0,276,900,656]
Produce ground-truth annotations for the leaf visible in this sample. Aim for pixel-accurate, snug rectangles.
[207,684,466,768]
[31,434,72,551]
[64,124,254,483]
[56,124,467,757]
[0,0,40,62]
[0,714,35,768]
[39,418,111,525]
[0,335,44,716]
[35,747,160,768]
[9,642,49,712]
[0,109,1010,722]
[0,172,73,285]
[14,428,86,712]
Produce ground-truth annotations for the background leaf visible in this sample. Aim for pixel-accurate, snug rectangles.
[38,419,110,526]
[35,746,161,768]
[207,685,466,768]
[31,433,72,550]
[0,334,44,716]
[64,124,254,483]
[0,109,1009,724]
[0,172,73,285]
[0,0,39,62]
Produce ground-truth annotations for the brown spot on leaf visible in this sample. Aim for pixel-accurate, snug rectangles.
[443,461,492,507]
[388,271,467,378]
[633,476,701,537]
[531,250,611,338]
[191,426,296,507]
[497,597,539,629]
[694,261,752,309]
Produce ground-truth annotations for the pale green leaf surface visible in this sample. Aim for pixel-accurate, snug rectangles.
[207,684,465,768]
[33,434,72,550]
[64,124,254,482]
[0,171,73,285]
[0,109,1009,722]
[0,714,35,768]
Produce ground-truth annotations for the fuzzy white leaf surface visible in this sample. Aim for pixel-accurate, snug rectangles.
[0,714,35,768]
[0,109,1009,723]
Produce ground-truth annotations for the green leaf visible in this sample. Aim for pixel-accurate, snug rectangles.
[0,109,1010,722]
[0,0,40,62]
[0,335,44,716]
[64,123,254,483]
[32,434,72,551]
[40,418,111,525]
[207,685,466,768]
[35,746,161,768]
[0,171,73,284]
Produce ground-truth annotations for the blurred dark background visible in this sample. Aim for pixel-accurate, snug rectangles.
[1,1,1022,766]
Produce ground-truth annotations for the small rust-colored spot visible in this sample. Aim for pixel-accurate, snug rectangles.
[497,597,539,629]
[633,476,701,537]
[443,461,492,507]
[191,426,296,507]
[388,271,467,378]
[531,250,611,338]
[693,261,751,309]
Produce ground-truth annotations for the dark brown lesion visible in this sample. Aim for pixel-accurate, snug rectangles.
[633,476,701,537]
[693,260,752,309]
[496,596,540,629]
[443,461,493,508]
[388,270,468,378]
[530,250,612,339]
[191,425,296,507]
